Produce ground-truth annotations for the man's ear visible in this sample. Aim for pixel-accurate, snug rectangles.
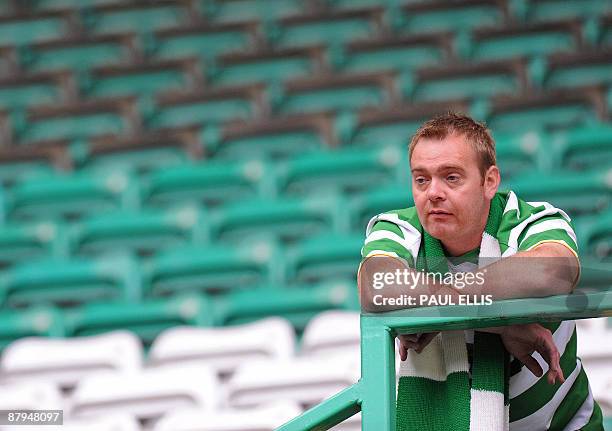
[483,165,501,200]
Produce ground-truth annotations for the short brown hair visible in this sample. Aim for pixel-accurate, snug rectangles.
[409,112,496,177]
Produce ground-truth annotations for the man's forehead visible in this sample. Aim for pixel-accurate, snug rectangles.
[410,135,478,170]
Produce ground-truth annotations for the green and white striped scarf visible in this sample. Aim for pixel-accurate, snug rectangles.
[396,193,510,431]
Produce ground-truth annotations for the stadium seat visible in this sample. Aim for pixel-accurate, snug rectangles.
[226,354,360,408]
[27,33,131,73]
[577,210,612,260]
[207,0,303,23]
[153,21,254,61]
[214,46,321,86]
[0,10,70,45]
[551,124,612,171]
[300,310,360,357]
[0,157,56,189]
[277,144,405,197]
[546,49,612,90]
[212,194,349,244]
[148,317,295,376]
[0,71,64,111]
[506,169,612,217]
[470,20,579,61]
[0,330,143,389]
[602,13,612,47]
[86,59,194,99]
[350,182,414,231]
[214,280,360,332]
[285,233,363,284]
[65,294,214,346]
[88,2,189,35]
[144,158,274,209]
[214,112,332,160]
[152,401,303,431]
[0,253,142,308]
[494,130,546,177]
[0,306,64,351]
[0,381,63,411]
[151,83,263,128]
[413,59,522,102]
[276,8,379,48]
[8,170,139,222]
[526,0,612,22]
[341,33,450,74]
[577,258,612,290]
[0,220,68,268]
[146,239,283,297]
[20,97,135,145]
[70,364,219,421]
[40,415,142,431]
[400,0,504,34]
[83,130,197,176]
[71,206,208,257]
[279,71,391,115]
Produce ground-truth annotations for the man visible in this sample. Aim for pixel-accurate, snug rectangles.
[358,113,603,430]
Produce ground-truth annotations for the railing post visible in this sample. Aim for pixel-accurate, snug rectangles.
[360,315,397,431]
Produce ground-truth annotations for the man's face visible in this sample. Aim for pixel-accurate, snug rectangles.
[410,134,496,246]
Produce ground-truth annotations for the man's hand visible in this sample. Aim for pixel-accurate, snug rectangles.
[398,332,440,360]
[499,323,565,385]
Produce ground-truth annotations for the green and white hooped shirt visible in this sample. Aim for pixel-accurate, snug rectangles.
[361,190,604,431]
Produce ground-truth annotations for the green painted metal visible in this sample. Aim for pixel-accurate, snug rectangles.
[278,289,612,430]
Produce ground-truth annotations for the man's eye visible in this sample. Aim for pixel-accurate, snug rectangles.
[415,178,426,185]
[447,175,459,182]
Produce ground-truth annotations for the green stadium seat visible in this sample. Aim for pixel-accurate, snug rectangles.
[494,130,545,177]
[214,113,331,160]
[0,10,69,45]
[577,258,612,290]
[0,221,68,268]
[27,34,129,73]
[0,153,57,189]
[576,210,612,261]
[21,98,133,144]
[471,21,578,61]
[488,88,602,133]
[65,294,213,347]
[400,0,504,34]
[350,183,414,231]
[144,158,274,209]
[154,22,253,61]
[212,193,349,244]
[213,280,360,333]
[71,206,208,257]
[551,124,612,171]
[208,0,303,23]
[0,306,64,352]
[526,0,612,22]
[277,8,378,49]
[214,46,319,86]
[30,0,122,10]
[8,170,139,222]
[413,60,521,102]
[602,14,612,47]
[86,59,192,99]
[546,50,612,89]
[0,72,63,110]
[277,145,406,197]
[145,239,283,297]
[506,169,612,217]
[341,33,449,74]
[83,131,196,176]
[89,2,189,35]
[286,233,363,284]
[345,101,469,147]
[0,254,142,308]
[151,83,262,128]
[279,72,390,115]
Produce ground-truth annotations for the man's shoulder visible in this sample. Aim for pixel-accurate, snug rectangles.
[367,206,422,233]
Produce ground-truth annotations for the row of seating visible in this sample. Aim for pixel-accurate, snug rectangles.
[0,282,360,349]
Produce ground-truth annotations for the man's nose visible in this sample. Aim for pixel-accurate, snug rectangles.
[427,178,445,201]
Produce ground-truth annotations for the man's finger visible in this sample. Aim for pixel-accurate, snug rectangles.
[415,332,438,353]
[535,332,564,385]
[521,355,544,378]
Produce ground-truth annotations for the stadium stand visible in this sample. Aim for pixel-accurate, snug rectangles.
[0,0,610,429]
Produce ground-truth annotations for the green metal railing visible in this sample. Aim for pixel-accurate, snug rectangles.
[278,289,612,430]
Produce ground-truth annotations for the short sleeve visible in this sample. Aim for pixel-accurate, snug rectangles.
[517,214,579,257]
[361,220,415,267]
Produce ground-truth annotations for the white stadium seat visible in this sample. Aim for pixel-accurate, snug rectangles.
[70,364,218,421]
[6,414,142,431]
[0,331,143,390]
[148,317,295,376]
[0,381,63,411]
[226,355,360,409]
[152,401,303,431]
[301,311,360,358]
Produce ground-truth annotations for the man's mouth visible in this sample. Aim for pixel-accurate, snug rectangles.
[429,210,452,215]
